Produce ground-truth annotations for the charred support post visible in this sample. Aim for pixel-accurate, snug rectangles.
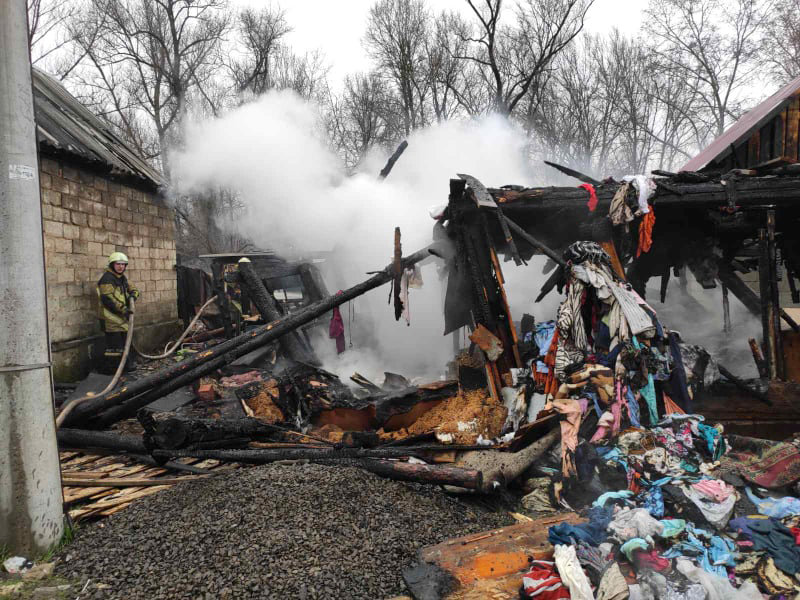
[722,284,732,334]
[211,261,233,339]
[767,210,785,379]
[62,245,440,427]
[759,228,776,379]
[237,259,314,364]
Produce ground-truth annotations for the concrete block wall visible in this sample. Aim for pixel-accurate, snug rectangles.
[38,156,179,379]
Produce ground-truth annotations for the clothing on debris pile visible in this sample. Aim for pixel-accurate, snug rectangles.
[729,515,800,574]
[518,239,800,600]
[521,559,571,600]
[553,544,594,600]
[744,487,800,519]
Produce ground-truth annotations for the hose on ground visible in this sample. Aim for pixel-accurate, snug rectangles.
[133,295,218,360]
[56,298,137,428]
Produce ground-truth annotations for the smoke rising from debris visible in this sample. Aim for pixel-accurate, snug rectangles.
[171,90,536,381]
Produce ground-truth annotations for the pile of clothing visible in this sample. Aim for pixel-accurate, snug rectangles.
[516,242,800,598]
[519,413,800,599]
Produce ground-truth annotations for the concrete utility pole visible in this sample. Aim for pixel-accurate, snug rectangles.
[0,0,64,554]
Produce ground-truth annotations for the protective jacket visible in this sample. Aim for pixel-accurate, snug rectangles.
[96,268,140,332]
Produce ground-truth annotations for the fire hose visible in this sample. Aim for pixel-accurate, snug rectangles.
[56,297,137,427]
[56,294,218,427]
[133,295,218,359]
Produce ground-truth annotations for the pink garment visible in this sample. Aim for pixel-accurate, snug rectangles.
[551,399,583,477]
[590,411,614,443]
[329,306,345,354]
[691,479,734,503]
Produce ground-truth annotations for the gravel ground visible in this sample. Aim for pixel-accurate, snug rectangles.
[57,463,512,599]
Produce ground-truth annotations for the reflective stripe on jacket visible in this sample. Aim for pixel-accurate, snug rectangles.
[96,268,140,332]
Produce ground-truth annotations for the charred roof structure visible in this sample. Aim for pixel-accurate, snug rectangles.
[33,69,164,191]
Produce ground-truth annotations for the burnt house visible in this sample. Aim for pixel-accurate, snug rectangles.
[33,69,179,380]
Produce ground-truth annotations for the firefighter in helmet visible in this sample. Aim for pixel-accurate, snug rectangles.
[96,252,140,373]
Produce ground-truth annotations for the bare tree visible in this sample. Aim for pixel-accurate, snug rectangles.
[327,72,399,169]
[646,0,772,139]
[452,0,593,116]
[364,0,431,134]
[228,6,291,97]
[764,0,800,84]
[73,0,231,170]
[425,12,485,119]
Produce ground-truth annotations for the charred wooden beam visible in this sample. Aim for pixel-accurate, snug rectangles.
[62,244,441,428]
[238,259,314,363]
[717,364,770,404]
[150,444,495,463]
[496,176,800,212]
[543,160,600,185]
[138,412,285,450]
[503,217,568,268]
[57,428,147,453]
[314,458,483,490]
[379,140,408,179]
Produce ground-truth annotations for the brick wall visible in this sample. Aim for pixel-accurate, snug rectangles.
[39,156,179,378]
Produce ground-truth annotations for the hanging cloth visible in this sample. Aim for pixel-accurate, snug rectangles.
[579,183,598,212]
[636,208,656,257]
[622,175,655,214]
[329,305,346,354]
[609,182,634,225]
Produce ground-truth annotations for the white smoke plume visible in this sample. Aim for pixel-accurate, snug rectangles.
[171,90,539,382]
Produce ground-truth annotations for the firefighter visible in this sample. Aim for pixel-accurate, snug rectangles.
[96,252,140,374]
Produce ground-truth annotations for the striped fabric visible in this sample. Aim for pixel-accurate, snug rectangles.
[521,560,570,599]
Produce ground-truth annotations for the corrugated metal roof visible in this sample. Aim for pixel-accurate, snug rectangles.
[32,69,165,189]
[681,74,800,172]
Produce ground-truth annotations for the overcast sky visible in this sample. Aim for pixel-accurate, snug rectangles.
[234,0,645,86]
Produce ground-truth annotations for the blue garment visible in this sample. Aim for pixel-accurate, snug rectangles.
[548,505,612,546]
[729,516,800,574]
[625,386,642,428]
[533,321,556,374]
[745,487,800,519]
[585,389,602,418]
[668,331,692,412]
[632,336,658,424]
[593,490,634,508]
[659,519,686,538]
[696,423,725,460]
[662,524,730,577]
[639,487,665,518]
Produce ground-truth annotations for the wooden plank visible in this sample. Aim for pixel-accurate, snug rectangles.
[747,131,761,167]
[786,97,799,161]
[774,111,785,158]
[85,486,172,510]
[416,513,582,597]
[60,454,100,468]
[61,475,206,487]
[63,487,120,504]
[760,123,772,163]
